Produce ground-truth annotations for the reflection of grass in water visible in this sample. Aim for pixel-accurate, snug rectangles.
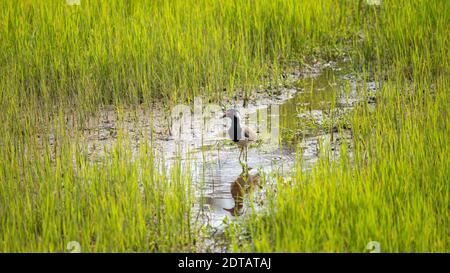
[226,0,449,252]
[0,0,448,252]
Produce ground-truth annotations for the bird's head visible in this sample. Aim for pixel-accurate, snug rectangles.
[222,109,238,118]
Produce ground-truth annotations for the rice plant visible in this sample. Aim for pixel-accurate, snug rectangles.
[0,0,448,252]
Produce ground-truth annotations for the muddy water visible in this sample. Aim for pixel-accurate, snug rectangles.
[158,63,377,235]
[76,61,377,251]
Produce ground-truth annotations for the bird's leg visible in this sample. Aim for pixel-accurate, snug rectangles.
[240,147,249,174]
[239,147,246,171]
[245,147,248,173]
[246,147,250,174]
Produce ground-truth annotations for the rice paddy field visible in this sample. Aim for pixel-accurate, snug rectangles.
[0,0,448,253]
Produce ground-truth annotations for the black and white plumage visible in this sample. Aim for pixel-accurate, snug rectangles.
[222,109,257,162]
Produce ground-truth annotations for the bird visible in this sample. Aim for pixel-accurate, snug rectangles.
[222,109,257,163]
[223,168,260,216]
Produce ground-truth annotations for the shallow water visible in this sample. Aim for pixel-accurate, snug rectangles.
[157,62,377,234]
[73,61,377,250]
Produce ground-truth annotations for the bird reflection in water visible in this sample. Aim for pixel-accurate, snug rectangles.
[223,168,260,216]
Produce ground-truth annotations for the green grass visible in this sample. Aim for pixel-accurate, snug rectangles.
[0,0,354,113]
[0,0,448,252]
[0,133,196,252]
[227,0,449,252]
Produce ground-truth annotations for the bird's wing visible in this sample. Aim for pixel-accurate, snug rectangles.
[244,126,257,142]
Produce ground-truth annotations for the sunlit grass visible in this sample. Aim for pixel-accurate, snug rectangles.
[0,0,448,252]
[227,0,449,252]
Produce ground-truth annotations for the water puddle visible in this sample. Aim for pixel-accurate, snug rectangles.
[54,60,378,251]
[183,63,374,230]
